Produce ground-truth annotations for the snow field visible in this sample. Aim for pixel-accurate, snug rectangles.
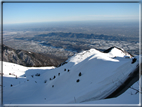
[2,47,141,104]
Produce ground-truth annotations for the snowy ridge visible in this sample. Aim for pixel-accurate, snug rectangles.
[1,47,140,104]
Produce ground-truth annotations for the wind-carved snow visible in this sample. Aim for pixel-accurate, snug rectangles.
[2,47,140,104]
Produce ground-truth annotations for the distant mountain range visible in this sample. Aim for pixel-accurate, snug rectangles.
[1,45,66,67]
[34,32,138,42]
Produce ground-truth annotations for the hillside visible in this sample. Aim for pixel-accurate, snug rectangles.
[1,47,141,104]
[0,45,66,67]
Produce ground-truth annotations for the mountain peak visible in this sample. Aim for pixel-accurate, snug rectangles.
[104,46,133,58]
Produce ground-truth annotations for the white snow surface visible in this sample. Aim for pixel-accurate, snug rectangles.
[1,47,141,104]
[81,79,140,104]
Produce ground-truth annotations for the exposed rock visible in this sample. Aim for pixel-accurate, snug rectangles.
[0,45,67,67]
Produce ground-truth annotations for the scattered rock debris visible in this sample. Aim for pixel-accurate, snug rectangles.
[58,73,60,76]
[131,58,137,64]
[79,72,82,76]
[76,79,80,83]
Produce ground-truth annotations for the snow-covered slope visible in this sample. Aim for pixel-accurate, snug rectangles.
[81,78,140,104]
[1,47,140,104]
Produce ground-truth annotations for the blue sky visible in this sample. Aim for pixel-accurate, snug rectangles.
[3,2,139,24]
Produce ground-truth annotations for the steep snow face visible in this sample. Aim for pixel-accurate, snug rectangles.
[69,47,132,65]
[81,78,140,104]
[2,47,140,104]
[103,46,133,58]
[108,48,131,57]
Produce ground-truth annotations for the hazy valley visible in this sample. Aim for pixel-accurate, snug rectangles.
[3,21,139,61]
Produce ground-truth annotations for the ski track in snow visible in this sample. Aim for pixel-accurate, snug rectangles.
[0,47,141,104]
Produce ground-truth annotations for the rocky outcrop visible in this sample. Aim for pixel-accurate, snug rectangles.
[1,45,66,67]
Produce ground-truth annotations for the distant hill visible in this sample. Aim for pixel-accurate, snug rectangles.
[35,32,138,42]
[1,45,67,67]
